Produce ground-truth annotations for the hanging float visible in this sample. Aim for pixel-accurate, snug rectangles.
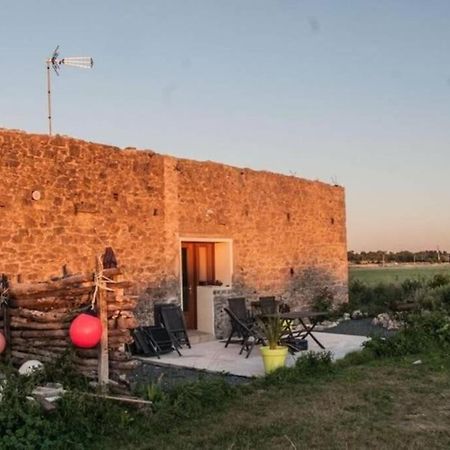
[0,331,6,354]
[69,310,102,349]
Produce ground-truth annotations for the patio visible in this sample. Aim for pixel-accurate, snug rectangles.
[136,332,368,378]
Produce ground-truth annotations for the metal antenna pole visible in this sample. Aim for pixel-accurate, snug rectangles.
[45,45,93,135]
[46,62,52,135]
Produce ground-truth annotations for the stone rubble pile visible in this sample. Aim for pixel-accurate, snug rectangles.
[371,313,403,331]
[315,309,403,332]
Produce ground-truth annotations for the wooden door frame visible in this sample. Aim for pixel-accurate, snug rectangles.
[181,241,215,329]
[181,243,197,329]
[179,237,234,329]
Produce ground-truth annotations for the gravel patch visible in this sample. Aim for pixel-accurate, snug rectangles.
[319,318,396,338]
[129,360,251,390]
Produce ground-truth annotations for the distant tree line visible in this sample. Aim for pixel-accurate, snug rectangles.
[348,250,450,264]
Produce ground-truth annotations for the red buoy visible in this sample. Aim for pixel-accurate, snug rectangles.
[69,313,102,348]
[0,331,6,354]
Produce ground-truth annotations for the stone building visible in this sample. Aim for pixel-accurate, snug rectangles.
[0,129,348,337]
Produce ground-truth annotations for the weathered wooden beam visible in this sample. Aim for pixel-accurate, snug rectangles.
[10,337,70,347]
[3,303,11,357]
[12,345,66,358]
[97,277,109,388]
[84,392,152,406]
[11,349,53,362]
[11,329,68,338]
[10,318,70,330]
[107,299,137,312]
[8,268,122,297]
[9,308,74,323]
[9,289,93,306]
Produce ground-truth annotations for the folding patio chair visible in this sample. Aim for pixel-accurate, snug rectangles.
[144,325,181,357]
[130,326,181,358]
[258,296,278,315]
[224,307,265,358]
[130,327,153,355]
[225,297,254,347]
[159,304,191,349]
[228,297,253,323]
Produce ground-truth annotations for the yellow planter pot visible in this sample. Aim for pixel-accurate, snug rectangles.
[260,345,288,374]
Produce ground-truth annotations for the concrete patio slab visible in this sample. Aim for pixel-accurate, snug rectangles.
[137,332,368,378]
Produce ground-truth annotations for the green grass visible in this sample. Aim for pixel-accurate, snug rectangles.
[104,351,450,450]
[3,348,450,449]
[349,264,450,286]
[3,315,450,449]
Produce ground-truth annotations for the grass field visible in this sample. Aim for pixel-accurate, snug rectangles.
[349,264,450,285]
[4,327,450,449]
[107,351,450,450]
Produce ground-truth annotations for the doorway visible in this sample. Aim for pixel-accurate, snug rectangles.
[181,242,215,329]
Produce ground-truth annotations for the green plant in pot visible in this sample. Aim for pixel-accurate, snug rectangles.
[259,315,288,374]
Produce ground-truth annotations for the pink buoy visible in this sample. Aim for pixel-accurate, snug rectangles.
[69,313,102,348]
[0,331,6,354]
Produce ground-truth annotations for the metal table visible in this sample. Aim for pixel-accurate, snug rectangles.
[267,311,328,350]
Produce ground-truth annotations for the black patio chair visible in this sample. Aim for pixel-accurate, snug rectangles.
[160,304,191,349]
[258,296,278,315]
[130,326,181,358]
[224,307,265,358]
[225,297,255,347]
[228,297,254,324]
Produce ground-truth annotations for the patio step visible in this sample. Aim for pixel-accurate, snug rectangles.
[188,330,215,345]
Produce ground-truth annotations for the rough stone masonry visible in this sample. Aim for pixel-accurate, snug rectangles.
[0,128,348,334]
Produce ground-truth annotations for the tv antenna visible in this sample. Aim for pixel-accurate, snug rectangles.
[46,45,94,135]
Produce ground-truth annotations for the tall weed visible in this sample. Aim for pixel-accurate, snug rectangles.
[362,311,450,358]
[348,274,450,316]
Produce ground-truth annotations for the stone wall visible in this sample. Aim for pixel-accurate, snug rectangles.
[0,129,347,329]
[176,158,348,337]
[0,130,169,296]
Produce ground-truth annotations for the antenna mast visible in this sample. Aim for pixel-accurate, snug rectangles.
[45,45,94,135]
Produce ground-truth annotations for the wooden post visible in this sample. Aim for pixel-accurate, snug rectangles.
[1,274,11,357]
[97,264,109,390]
[3,306,11,356]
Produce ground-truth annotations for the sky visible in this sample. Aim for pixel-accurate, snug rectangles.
[1,1,450,252]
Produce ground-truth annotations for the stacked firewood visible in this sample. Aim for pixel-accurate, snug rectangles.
[6,268,140,379]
